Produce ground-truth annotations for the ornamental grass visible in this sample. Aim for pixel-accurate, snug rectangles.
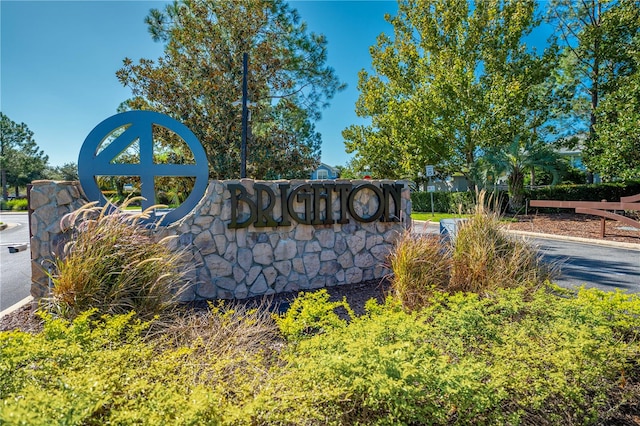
[47,199,191,320]
[449,209,553,295]
[390,192,554,309]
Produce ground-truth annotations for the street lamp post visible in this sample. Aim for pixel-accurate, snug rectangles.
[240,52,249,178]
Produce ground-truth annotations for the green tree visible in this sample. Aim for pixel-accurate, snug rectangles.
[335,160,361,180]
[548,0,639,179]
[44,162,79,181]
[343,0,556,187]
[0,113,48,199]
[586,52,640,180]
[117,0,343,179]
[483,137,563,212]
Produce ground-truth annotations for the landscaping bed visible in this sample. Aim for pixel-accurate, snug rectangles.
[2,211,639,424]
[505,212,640,245]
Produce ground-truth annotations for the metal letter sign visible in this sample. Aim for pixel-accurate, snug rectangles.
[79,111,209,225]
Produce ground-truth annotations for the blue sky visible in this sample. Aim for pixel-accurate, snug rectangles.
[2,1,555,170]
[1,0,397,169]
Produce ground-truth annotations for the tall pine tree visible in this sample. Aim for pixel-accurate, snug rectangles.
[117,0,344,179]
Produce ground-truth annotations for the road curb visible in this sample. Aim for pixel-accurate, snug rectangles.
[0,222,19,232]
[507,230,640,251]
[0,296,34,319]
[412,220,640,251]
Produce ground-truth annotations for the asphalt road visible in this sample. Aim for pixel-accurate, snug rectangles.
[533,237,640,293]
[0,216,638,313]
[0,213,31,311]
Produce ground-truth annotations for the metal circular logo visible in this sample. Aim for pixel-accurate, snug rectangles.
[78,111,209,225]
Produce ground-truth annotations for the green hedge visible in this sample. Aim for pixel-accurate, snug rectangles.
[411,191,476,213]
[411,181,640,214]
[526,181,640,213]
[526,180,640,203]
[0,199,28,211]
[411,190,508,213]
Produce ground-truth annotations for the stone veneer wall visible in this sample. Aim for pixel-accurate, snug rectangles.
[29,179,411,300]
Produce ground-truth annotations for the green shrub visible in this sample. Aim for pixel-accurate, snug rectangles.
[0,302,282,425]
[0,199,28,211]
[411,190,480,213]
[241,288,640,425]
[412,182,640,214]
[274,289,354,341]
[0,310,226,425]
[47,200,191,320]
[2,289,639,425]
[526,180,640,212]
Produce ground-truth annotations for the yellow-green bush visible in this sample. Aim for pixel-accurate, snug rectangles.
[2,288,638,425]
[0,199,28,211]
[250,288,640,425]
[0,303,282,425]
[0,311,224,425]
[274,289,353,341]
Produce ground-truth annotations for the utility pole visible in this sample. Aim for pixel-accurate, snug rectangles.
[240,52,248,178]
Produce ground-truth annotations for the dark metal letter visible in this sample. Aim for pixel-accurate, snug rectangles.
[311,183,335,225]
[348,183,384,223]
[254,183,278,227]
[287,184,312,225]
[334,183,352,224]
[382,183,403,222]
[228,184,257,229]
[278,183,292,226]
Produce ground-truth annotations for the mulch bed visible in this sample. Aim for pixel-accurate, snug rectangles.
[0,301,43,334]
[1,279,392,333]
[505,212,640,245]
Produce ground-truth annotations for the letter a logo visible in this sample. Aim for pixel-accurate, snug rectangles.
[78,111,209,225]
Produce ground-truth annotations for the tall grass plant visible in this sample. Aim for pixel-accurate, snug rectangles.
[47,200,191,320]
[388,233,451,310]
[391,191,554,309]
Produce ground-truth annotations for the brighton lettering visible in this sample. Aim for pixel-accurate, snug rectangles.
[228,182,403,229]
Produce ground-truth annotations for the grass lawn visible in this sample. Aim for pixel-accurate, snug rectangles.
[411,212,518,223]
[411,212,471,222]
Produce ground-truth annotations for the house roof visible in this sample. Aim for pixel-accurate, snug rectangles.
[317,162,338,173]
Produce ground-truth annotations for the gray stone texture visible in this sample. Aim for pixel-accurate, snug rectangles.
[29,179,410,300]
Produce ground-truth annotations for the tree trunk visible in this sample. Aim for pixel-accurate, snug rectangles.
[508,169,525,213]
[1,168,7,200]
[530,168,535,187]
[115,179,124,198]
[587,20,600,185]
